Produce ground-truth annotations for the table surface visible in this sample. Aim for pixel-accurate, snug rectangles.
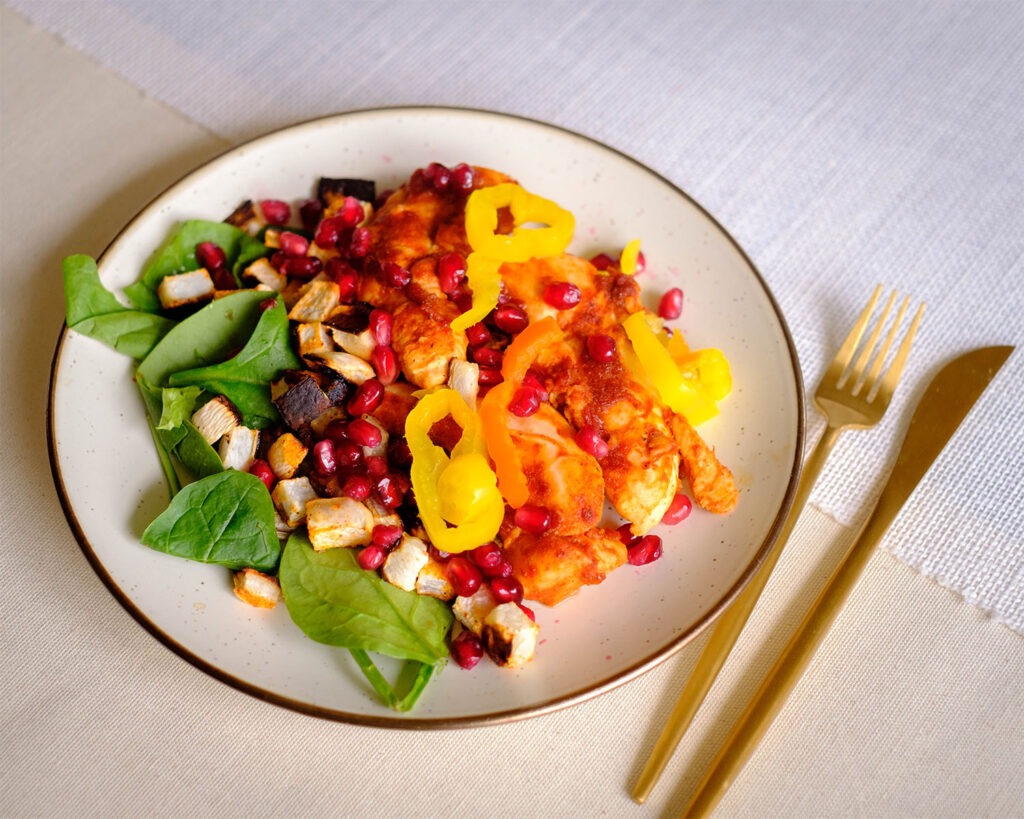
[2,2,1022,816]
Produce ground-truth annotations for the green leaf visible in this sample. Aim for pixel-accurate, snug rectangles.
[168,298,300,428]
[279,532,453,666]
[157,386,203,430]
[136,289,268,388]
[141,470,280,571]
[62,254,175,359]
[137,375,223,482]
[125,220,270,311]
[349,650,438,712]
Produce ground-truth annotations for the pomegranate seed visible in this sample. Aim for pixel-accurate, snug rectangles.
[465,322,492,347]
[369,308,394,347]
[517,602,536,622]
[347,417,383,448]
[522,371,548,401]
[470,542,503,571]
[425,162,451,191]
[616,522,638,546]
[470,346,503,368]
[196,241,227,270]
[375,474,403,508]
[357,545,387,571]
[210,267,237,290]
[446,557,482,597]
[365,455,389,478]
[336,269,359,302]
[508,386,541,417]
[312,439,337,476]
[371,345,399,385]
[491,304,529,335]
[590,252,615,271]
[490,576,524,605]
[633,251,647,274]
[257,295,279,312]
[334,440,364,468]
[662,493,693,525]
[380,260,411,288]
[348,378,385,415]
[627,534,663,566]
[575,425,609,459]
[342,475,372,501]
[371,524,403,550]
[478,366,503,386]
[259,199,291,225]
[437,252,466,294]
[484,559,514,579]
[348,226,371,258]
[450,163,475,192]
[454,290,474,314]
[314,217,341,249]
[450,630,484,669]
[272,252,321,279]
[299,198,323,232]
[586,333,616,362]
[336,196,365,228]
[248,459,274,490]
[658,287,683,320]
[323,419,349,445]
[542,281,581,310]
[515,505,552,534]
[279,231,309,256]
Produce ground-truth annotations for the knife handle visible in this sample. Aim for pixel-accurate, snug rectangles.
[682,490,903,817]
[632,425,841,804]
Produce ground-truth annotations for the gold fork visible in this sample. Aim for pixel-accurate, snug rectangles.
[633,285,924,803]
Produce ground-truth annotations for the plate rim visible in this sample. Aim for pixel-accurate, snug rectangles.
[47,104,806,729]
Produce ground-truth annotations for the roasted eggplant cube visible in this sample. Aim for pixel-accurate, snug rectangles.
[317,177,376,208]
[273,373,332,431]
[224,199,263,235]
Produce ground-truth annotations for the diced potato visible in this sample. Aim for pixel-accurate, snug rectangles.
[482,602,540,668]
[191,395,240,444]
[381,534,429,592]
[157,268,216,311]
[271,477,318,528]
[242,257,286,291]
[453,586,497,636]
[218,426,260,472]
[267,432,308,479]
[416,555,455,601]
[233,568,281,609]
[297,322,334,358]
[312,351,375,384]
[288,280,341,322]
[306,497,374,550]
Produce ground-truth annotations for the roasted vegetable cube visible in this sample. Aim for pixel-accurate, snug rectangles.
[306,497,374,550]
[191,395,241,444]
[482,602,540,668]
[274,373,332,431]
[233,568,281,609]
[157,268,215,312]
[381,534,429,592]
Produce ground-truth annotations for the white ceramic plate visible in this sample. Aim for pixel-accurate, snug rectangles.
[49,107,804,727]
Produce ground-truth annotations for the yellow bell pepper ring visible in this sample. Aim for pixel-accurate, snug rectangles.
[450,253,503,333]
[405,389,504,552]
[464,183,575,263]
[622,311,724,426]
[619,239,642,275]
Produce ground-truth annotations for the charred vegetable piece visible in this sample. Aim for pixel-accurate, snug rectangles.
[274,372,332,431]
[318,177,376,207]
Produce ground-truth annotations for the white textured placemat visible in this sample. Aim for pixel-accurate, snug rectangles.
[8,0,1023,634]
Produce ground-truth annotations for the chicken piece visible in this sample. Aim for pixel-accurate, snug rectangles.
[531,329,680,535]
[390,300,465,389]
[504,526,627,607]
[506,404,604,536]
[668,412,739,514]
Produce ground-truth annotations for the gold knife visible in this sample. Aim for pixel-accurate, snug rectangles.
[683,345,1015,817]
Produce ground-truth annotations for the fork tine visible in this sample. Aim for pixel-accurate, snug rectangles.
[861,295,909,397]
[846,289,897,391]
[875,301,925,401]
[832,284,882,377]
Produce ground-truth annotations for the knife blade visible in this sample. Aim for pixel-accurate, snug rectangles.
[683,345,1015,818]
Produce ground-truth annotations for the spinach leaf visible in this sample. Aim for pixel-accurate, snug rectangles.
[279,532,453,666]
[125,220,269,311]
[156,386,203,430]
[136,289,267,387]
[137,376,223,482]
[62,254,175,359]
[349,649,438,712]
[141,470,280,571]
[168,298,300,428]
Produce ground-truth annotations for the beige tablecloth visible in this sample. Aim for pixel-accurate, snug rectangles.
[2,4,1022,816]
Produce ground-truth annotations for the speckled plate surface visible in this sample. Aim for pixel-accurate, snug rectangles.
[48,107,804,727]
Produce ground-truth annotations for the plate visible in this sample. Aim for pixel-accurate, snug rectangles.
[48,107,804,727]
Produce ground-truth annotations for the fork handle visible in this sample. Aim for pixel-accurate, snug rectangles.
[631,424,842,804]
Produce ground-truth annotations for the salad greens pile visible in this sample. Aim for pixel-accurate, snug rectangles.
[62,219,452,711]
